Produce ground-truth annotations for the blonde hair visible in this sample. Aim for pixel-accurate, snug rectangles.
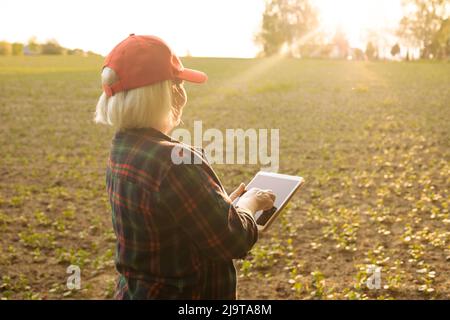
[94,67,187,131]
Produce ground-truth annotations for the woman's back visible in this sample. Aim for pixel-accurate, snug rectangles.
[107,127,256,299]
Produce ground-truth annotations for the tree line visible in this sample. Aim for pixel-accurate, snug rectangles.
[0,37,98,56]
[256,0,450,60]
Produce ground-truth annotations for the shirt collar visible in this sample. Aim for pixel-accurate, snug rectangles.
[124,127,207,154]
[120,127,177,143]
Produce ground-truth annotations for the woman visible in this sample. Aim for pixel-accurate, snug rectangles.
[94,34,275,299]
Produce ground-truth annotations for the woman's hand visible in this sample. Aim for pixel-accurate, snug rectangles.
[229,183,246,202]
[236,188,276,214]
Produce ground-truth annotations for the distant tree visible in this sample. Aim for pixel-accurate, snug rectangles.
[398,0,449,59]
[41,39,64,55]
[365,41,378,60]
[332,28,350,58]
[12,42,24,56]
[255,0,320,57]
[365,28,397,59]
[67,48,85,56]
[391,43,401,57]
[352,48,365,60]
[431,18,450,59]
[0,41,12,55]
[86,50,101,57]
[27,36,40,54]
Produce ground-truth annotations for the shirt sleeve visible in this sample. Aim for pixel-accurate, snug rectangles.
[159,162,258,261]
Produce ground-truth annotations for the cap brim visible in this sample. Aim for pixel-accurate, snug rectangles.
[177,68,208,84]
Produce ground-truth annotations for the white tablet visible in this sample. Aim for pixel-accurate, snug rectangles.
[234,171,304,232]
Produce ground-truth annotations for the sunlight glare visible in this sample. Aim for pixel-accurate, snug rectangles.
[314,0,403,48]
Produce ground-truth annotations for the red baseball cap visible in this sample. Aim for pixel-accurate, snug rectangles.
[102,34,207,97]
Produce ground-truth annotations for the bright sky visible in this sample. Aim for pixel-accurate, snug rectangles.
[1,0,403,57]
[315,0,403,49]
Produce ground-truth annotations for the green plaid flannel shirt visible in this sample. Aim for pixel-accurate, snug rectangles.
[106,127,258,299]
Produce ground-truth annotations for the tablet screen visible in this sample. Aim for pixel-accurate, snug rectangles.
[234,172,303,228]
